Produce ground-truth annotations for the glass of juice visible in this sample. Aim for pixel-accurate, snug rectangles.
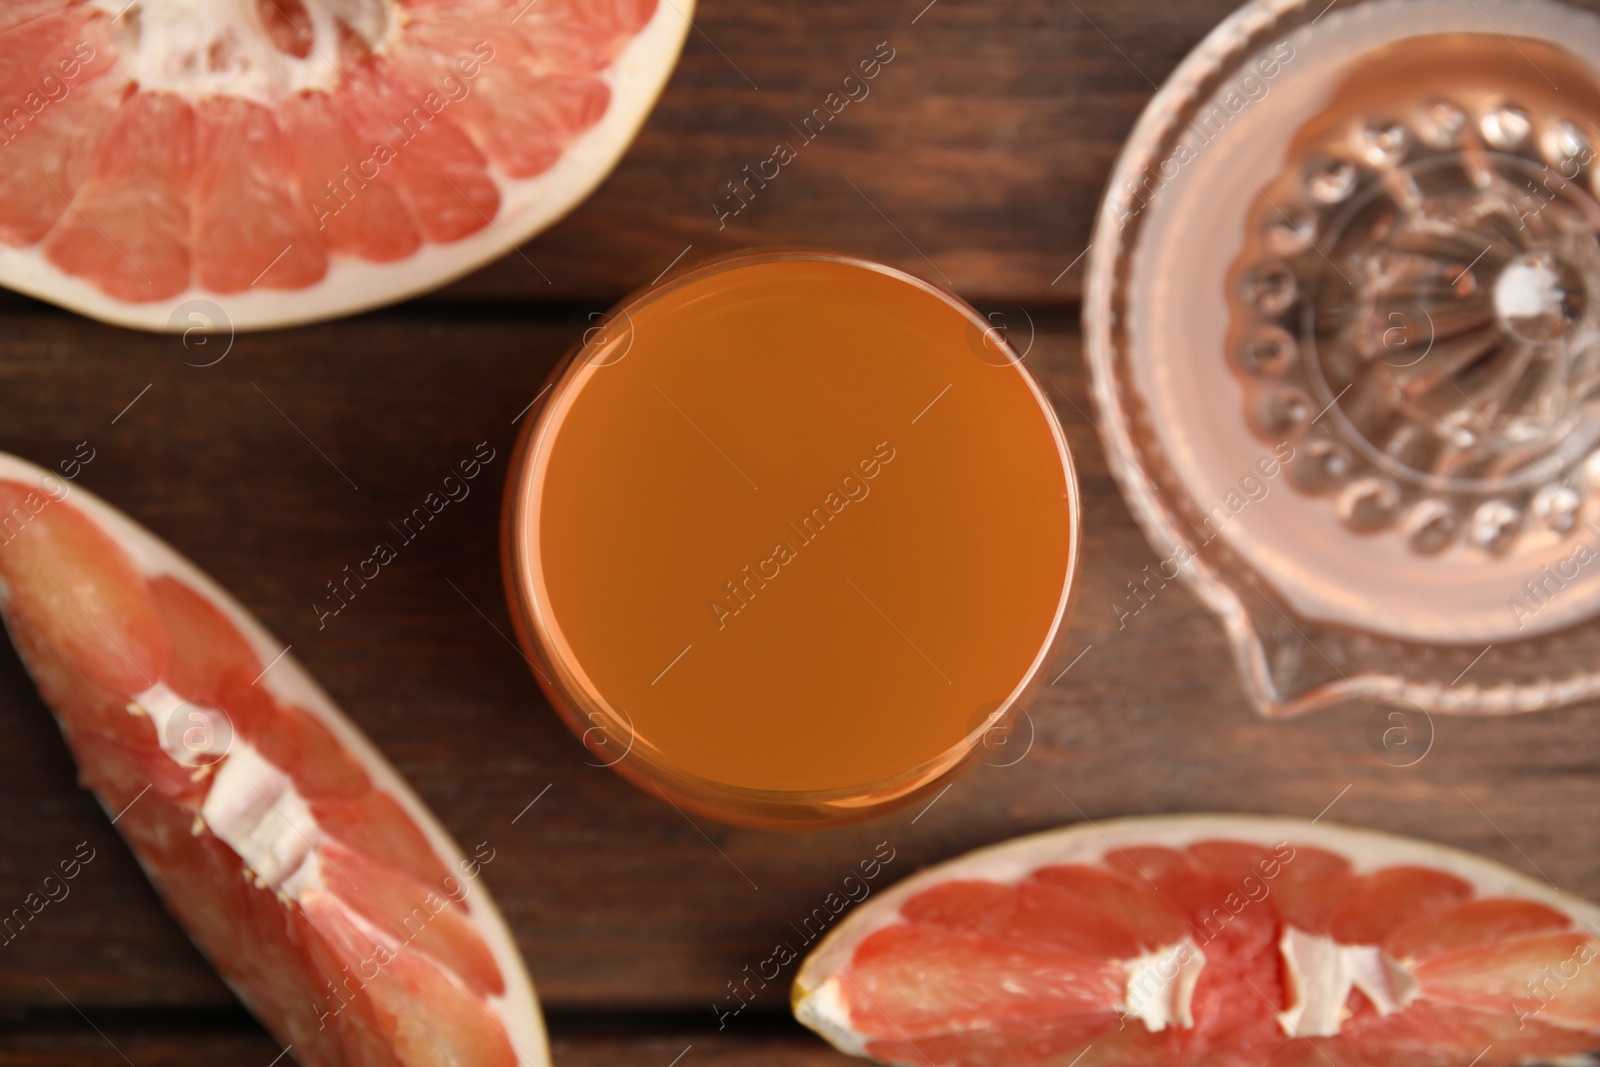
[503,251,1078,829]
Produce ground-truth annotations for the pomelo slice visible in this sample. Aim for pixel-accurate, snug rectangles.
[0,451,548,1067]
[794,815,1600,1067]
[0,0,690,331]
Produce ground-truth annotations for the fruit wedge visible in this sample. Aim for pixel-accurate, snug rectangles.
[0,451,547,1067]
[0,0,690,331]
[794,814,1600,1067]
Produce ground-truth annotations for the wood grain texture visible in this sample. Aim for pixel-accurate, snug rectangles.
[426,0,1245,307]
[0,1025,858,1066]
[5,1,1600,1063]
[1,308,1598,1032]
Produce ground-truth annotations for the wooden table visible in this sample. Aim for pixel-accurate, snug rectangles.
[4,1,1600,1064]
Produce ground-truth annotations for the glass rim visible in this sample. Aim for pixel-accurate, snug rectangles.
[502,248,1081,822]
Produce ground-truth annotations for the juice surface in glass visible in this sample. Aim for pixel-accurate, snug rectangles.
[504,253,1077,827]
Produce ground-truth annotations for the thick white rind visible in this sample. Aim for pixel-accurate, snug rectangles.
[0,451,551,1067]
[792,814,1600,1056]
[0,0,693,333]
[794,978,870,1060]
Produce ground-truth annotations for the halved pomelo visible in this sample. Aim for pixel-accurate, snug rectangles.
[0,450,547,1067]
[0,0,690,331]
[794,815,1600,1067]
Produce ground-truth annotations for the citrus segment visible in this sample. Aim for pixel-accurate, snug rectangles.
[900,877,1147,960]
[322,842,506,997]
[312,788,457,893]
[1385,899,1572,961]
[794,816,1600,1067]
[1106,845,1190,883]
[0,8,119,244]
[1415,933,1600,1024]
[0,454,548,1067]
[0,75,122,246]
[149,575,262,703]
[1326,867,1475,946]
[1264,845,1355,935]
[1030,865,1190,950]
[849,923,1127,1033]
[281,89,423,262]
[43,89,195,301]
[0,0,691,330]
[0,479,167,693]
[300,888,517,1067]
[386,0,622,179]
[14,623,206,805]
[336,60,501,243]
[192,95,329,292]
[1334,997,1600,1066]
[214,668,374,799]
[0,6,99,97]
[0,1,70,34]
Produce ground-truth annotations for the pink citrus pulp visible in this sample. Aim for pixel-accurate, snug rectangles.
[0,0,690,330]
[0,451,548,1067]
[794,815,1600,1067]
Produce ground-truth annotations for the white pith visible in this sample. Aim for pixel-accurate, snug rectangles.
[87,0,394,102]
[131,679,212,763]
[197,742,320,895]
[0,0,693,332]
[798,923,1415,1045]
[1122,938,1205,1031]
[793,814,1600,1056]
[0,451,550,1067]
[1275,927,1416,1038]
[131,682,329,902]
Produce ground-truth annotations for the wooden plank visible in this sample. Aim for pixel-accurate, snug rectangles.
[0,1025,857,1066]
[0,0,1242,318]
[551,1033,856,1067]
[1,307,1598,1024]
[0,1030,283,1067]
[425,0,1248,307]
